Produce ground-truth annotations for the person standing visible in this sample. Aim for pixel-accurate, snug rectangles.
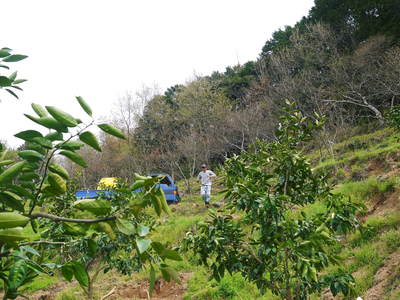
[198,164,216,207]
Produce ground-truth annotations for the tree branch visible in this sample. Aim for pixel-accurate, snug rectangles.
[19,240,66,246]
[28,212,116,223]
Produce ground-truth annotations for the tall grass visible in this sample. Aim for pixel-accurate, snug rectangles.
[334,176,396,203]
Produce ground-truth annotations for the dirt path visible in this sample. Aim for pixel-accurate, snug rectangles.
[12,272,193,300]
[114,272,192,300]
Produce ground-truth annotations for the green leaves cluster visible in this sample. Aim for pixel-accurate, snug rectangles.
[184,104,363,299]
[0,47,27,100]
[386,106,400,131]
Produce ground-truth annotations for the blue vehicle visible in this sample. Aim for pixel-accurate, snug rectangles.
[75,174,181,203]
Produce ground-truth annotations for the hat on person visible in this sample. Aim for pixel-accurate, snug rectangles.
[201,164,207,168]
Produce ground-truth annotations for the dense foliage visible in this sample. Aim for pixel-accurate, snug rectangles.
[184,104,363,299]
[66,0,400,187]
[0,47,27,100]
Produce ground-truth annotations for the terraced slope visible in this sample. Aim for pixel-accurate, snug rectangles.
[12,128,400,300]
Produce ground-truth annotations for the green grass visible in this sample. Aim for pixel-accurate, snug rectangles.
[152,215,204,245]
[382,229,400,252]
[18,126,400,300]
[334,176,396,203]
[21,274,59,293]
[184,269,275,300]
[55,288,84,300]
[312,128,400,172]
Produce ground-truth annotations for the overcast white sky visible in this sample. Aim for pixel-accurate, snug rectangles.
[1,0,314,147]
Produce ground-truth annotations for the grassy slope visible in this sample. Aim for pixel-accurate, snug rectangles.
[308,128,400,299]
[24,127,400,299]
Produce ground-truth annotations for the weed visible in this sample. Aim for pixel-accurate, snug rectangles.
[335,177,396,204]
[55,289,83,300]
[353,265,375,296]
[23,274,59,292]
[336,168,347,181]
[382,229,400,253]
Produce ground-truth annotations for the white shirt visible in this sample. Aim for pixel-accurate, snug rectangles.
[198,170,216,185]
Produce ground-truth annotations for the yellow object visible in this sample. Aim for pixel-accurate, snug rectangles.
[97,177,118,190]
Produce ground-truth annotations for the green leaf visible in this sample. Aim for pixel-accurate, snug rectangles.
[137,224,150,237]
[162,249,183,261]
[0,76,12,87]
[0,191,24,212]
[14,130,43,142]
[26,143,46,155]
[76,96,92,117]
[87,239,98,257]
[8,71,17,81]
[10,85,23,91]
[59,150,88,167]
[46,106,77,127]
[31,137,53,149]
[0,64,10,70]
[61,264,74,282]
[0,212,30,229]
[116,218,136,235]
[71,261,89,288]
[8,185,32,199]
[5,88,19,98]
[94,222,116,240]
[25,261,46,275]
[136,239,152,254]
[73,199,111,216]
[156,187,170,215]
[98,124,126,139]
[160,266,180,283]
[151,242,165,255]
[79,131,101,152]
[24,114,68,133]
[3,54,28,62]
[19,172,40,181]
[48,164,69,180]
[58,141,85,151]
[45,132,63,141]
[7,259,28,294]
[130,180,146,191]
[0,161,26,184]
[0,160,14,167]
[47,172,67,194]
[0,49,10,58]
[0,227,29,244]
[20,245,40,256]
[151,242,182,261]
[18,150,44,162]
[13,79,27,84]
[62,223,88,236]
[31,103,48,117]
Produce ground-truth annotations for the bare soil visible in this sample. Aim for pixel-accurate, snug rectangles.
[14,272,193,300]
[112,272,192,300]
[364,251,400,300]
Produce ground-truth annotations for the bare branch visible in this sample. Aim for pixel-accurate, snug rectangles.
[19,240,66,246]
[101,287,116,300]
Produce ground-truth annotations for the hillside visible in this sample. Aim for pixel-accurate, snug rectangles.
[10,126,399,300]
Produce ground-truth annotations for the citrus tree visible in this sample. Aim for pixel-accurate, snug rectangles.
[184,103,363,299]
[0,52,180,299]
